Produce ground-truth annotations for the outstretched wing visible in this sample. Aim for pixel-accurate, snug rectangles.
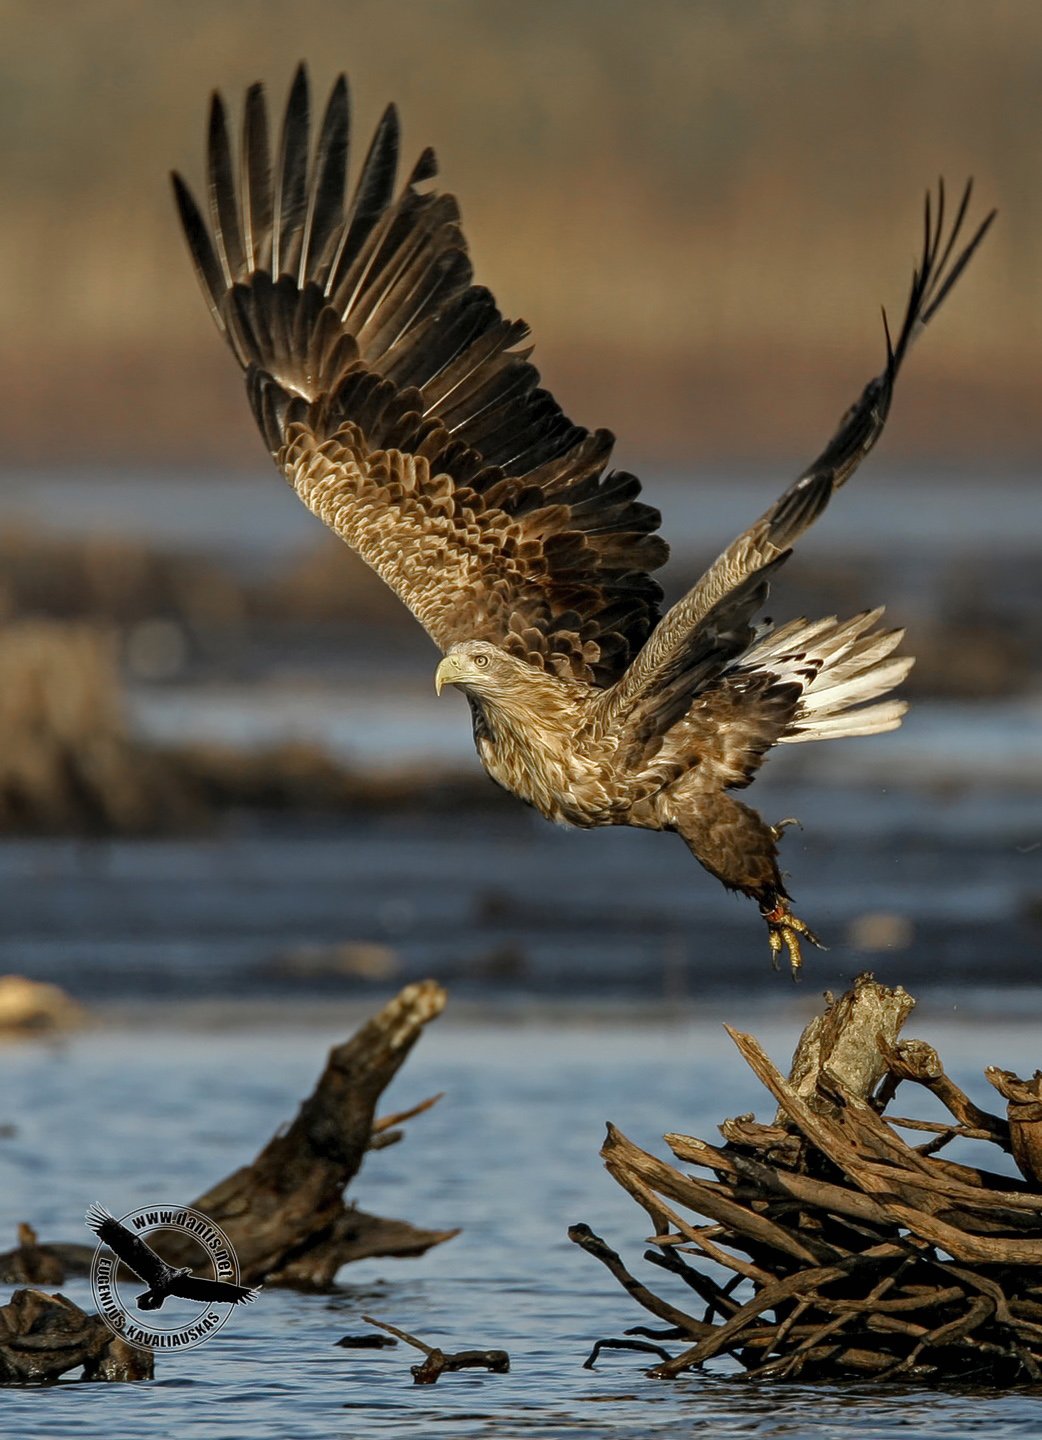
[85,1204,170,1288]
[604,180,994,738]
[172,66,666,687]
[171,1275,259,1305]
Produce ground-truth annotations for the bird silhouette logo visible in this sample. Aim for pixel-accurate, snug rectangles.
[87,1203,258,1351]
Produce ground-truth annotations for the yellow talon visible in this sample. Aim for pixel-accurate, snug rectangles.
[761,901,826,980]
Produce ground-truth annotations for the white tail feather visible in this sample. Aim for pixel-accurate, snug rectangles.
[783,698,908,743]
[802,655,914,712]
[738,610,914,744]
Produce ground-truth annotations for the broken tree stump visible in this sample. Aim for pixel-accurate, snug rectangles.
[0,1289,152,1383]
[574,973,1042,1383]
[166,980,458,1287]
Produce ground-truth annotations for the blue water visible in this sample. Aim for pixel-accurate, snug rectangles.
[4,1018,1042,1437]
[3,464,1042,1433]
[6,466,1042,563]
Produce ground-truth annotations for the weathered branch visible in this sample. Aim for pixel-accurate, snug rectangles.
[166,981,455,1286]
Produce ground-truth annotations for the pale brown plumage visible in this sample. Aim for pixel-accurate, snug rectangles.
[173,66,994,974]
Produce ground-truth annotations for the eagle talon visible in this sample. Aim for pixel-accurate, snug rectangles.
[761,901,825,979]
[771,816,803,841]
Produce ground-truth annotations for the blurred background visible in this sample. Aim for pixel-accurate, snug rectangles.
[1,0,1040,1018]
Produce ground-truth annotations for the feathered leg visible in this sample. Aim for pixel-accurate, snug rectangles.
[673,794,824,977]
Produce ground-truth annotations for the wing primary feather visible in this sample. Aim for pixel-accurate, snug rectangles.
[332,102,400,292]
[326,185,401,315]
[646,177,992,654]
[272,63,310,279]
[922,195,995,326]
[405,145,438,189]
[298,73,349,288]
[170,172,226,333]
[241,81,272,272]
[206,91,244,285]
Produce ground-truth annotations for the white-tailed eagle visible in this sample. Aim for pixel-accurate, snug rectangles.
[172,67,993,974]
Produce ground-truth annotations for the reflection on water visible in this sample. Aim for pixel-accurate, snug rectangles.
[3,1021,1042,1438]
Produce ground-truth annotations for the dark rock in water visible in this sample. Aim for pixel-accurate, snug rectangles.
[0,1288,153,1384]
[335,1332,398,1349]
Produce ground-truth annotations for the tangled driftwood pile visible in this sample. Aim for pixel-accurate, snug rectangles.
[574,975,1042,1382]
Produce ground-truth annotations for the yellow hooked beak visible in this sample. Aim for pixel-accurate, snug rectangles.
[434,655,460,696]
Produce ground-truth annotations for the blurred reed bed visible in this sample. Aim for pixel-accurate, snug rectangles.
[0,0,1037,463]
[2,522,1037,696]
[0,619,189,833]
[0,583,497,834]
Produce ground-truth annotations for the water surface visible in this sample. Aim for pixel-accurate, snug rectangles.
[4,1018,1042,1438]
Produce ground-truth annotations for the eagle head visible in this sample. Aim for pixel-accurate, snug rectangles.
[435,641,531,699]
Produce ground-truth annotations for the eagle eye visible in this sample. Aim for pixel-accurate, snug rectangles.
[474,653,490,668]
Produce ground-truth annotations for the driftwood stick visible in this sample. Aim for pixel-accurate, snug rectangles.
[881,1039,1009,1145]
[566,1226,705,1335]
[368,1092,445,1150]
[642,1245,743,1320]
[604,1171,773,1284]
[582,1337,673,1370]
[363,1314,509,1385]
[362,1314,435,1355]
[650,1240,906,1379]
[987,1068,1042,1186]
[665,1131,898,1231]
[604,1124,831,1264]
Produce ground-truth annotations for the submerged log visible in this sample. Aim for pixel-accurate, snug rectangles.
[575,973,1042,1383]
[0,1289,152,1383]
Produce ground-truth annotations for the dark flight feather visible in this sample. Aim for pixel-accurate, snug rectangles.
[271,64,310,280]
[241,81,273,273]
[173,65,667,686]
